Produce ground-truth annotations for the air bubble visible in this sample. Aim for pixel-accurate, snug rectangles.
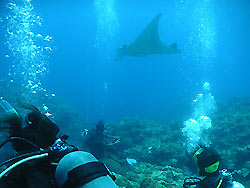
[5,0,54,100]
[43,105,49,111]
[45,112,52,117]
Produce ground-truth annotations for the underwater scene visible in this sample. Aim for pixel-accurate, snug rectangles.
[0,0,250,187]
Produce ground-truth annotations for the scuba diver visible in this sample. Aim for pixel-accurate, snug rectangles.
[0,99,118,188]
[0,99,62,188]
[82,120,120,159]
[183,147,245,188]
[0,100,60,153]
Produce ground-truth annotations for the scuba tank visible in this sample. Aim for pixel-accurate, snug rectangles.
[55,151,118,188]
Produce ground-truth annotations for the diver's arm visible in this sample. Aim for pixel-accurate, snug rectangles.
[105,139,120,146]
[104,134,120,140]
[103,135,120,146]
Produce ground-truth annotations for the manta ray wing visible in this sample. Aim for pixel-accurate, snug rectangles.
[116,14,180,60]
[130,14,164,53]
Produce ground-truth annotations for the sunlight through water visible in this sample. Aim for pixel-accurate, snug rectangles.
[93,0,119,119]
[174,0,216,92]
[94,0,119,57]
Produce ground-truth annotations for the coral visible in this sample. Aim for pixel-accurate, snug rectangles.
[114,162,188,188]
[106,118,186,168]
[210,97,250,170]
[101,158,127,176]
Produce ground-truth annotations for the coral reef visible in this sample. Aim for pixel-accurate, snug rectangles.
[210,97,250,181]
[106,119,187,168]
[102,97,250,186]
[114,162,188,188]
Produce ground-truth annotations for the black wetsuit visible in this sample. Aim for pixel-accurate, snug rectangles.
[0,111,59,188]
[85,128,105,159]
[195,173,233,188]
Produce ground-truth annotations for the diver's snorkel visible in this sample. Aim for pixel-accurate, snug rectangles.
[0,99,19,118]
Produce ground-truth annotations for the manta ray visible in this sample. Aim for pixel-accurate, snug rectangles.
[116,14,180,60]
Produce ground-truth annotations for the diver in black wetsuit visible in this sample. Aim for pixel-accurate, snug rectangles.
[11,104,58,152]
[183,147,245,188]
[83,120,120,159]
[0,100,60,188]
[0,100,119,188]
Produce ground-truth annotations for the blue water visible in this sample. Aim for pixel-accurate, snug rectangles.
[0,0,250,124]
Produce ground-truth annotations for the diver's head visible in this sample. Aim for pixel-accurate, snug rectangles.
[193,147,220,177]
[115,44,127,60]
[25,109,59,139]
[25,111,40,126]
[96,120,104,136]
